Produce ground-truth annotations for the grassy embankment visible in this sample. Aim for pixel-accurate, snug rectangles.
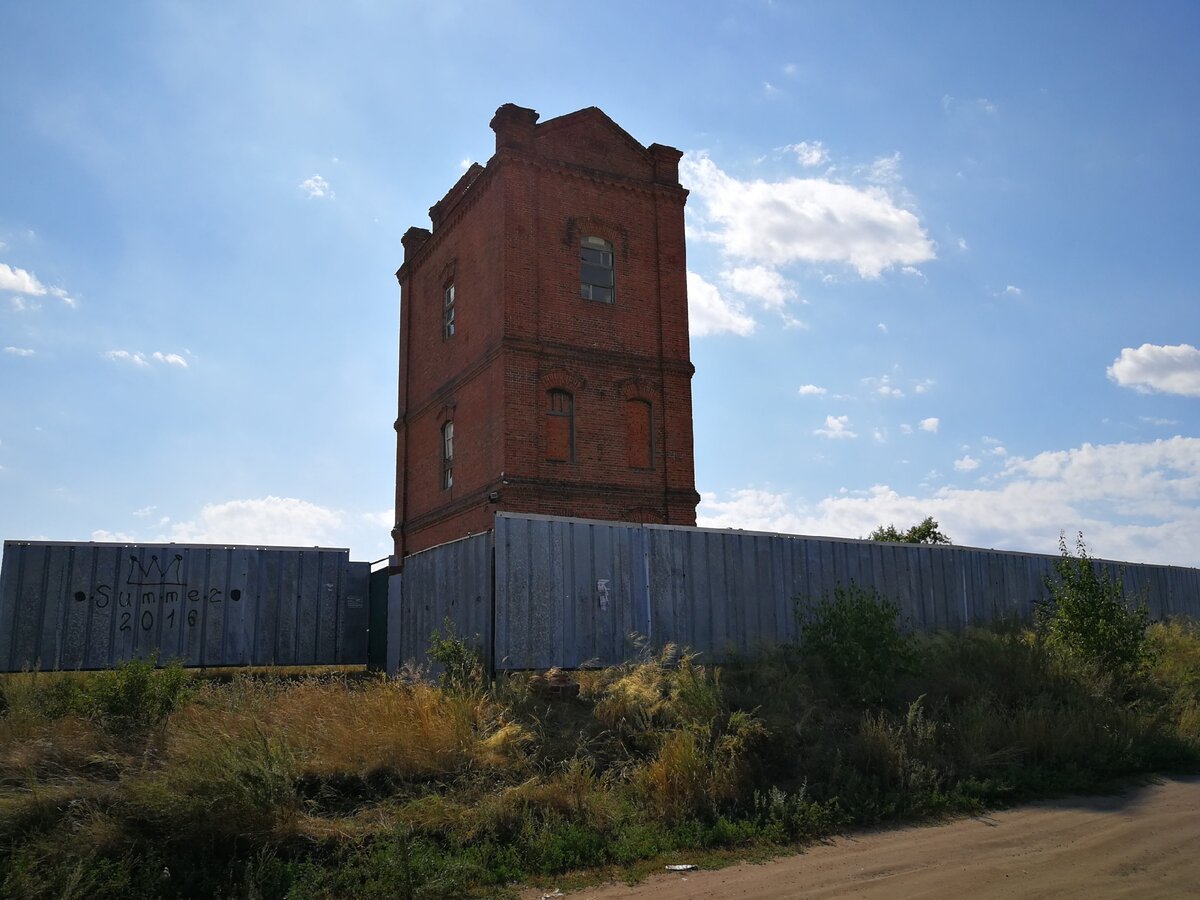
[1,544,1198,898]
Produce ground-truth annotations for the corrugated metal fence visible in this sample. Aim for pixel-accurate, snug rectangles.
[0,540,369,671]
[393,513,1200,672]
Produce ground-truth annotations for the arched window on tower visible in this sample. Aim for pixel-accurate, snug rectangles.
[626,399,653,469]
[546,390,575,462]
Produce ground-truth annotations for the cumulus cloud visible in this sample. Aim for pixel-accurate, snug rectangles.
[954,455,980,472]
[798,384,827,396]
[1107,343,1200,397]
[686,270,756,337]
[299,174,334,199]
[866,375,904,398]
[0,263,48,295]
[878,322,888,334]
[104,350,150,367]
[782,141,828,167]
[720,265,798,309]
[169,496,345,547]
[815,415,856,439]
[4,346,34,357]
[1004,285,1023,296]
[681,152,935,279]
[104,350,189,369]
[919,417,940,433]
[697,437,1200,566]
[0,263,77,307]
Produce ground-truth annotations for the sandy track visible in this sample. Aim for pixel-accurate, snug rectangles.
[530,776,1200,899]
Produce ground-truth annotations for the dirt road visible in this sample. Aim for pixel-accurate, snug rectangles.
[532,776,1200,899]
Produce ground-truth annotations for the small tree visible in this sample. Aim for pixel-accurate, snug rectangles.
[1036,532,1153,685]
[869,516,952,545]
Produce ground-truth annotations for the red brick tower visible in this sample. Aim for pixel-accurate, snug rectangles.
[393,103,699,558]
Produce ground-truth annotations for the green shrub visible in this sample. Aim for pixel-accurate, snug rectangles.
[22,656,194,734]
[427,621,485,694]
[798,584,914,705]
[1036,533,1154,686]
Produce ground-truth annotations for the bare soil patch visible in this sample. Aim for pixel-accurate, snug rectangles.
[536,776,1200,899]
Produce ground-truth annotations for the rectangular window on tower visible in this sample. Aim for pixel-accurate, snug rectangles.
[546,390,574,462]
[443,282,456,339]
[441,421,454,489]
[580,236,614,303]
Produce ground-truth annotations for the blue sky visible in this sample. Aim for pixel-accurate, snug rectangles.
[2,1,1197,566]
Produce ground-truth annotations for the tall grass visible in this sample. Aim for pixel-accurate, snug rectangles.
[2,606,1199,898]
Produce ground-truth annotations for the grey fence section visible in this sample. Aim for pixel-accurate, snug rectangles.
[394,532,493,672]
[0,541,369,671]
[488,514,1200,668]
[494,514,652,668]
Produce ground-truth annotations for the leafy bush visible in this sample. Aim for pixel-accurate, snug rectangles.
[1036,533,1154,686]
[427,621,485,694]
[19,656,194,734]
[798,583,914,705]
[868,516,952,545]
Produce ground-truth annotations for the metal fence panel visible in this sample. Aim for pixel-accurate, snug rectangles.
[494,514,650,668]
[484,515,1200,669]
[0,541,368,671]
[396,532,493,673]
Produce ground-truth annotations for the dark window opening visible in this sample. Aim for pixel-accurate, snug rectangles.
[443,282,456,339]
[580,236,614,303]
[546,389,575,462]
[441,421,454,489]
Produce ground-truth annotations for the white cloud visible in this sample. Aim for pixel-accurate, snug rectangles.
[866,375,904,398]
[105,350,189,369]
[900,423,914,435]
[686,270,756,337]
[681,152,935,279]
[1140,416,1180,427]
[956,237,969,251]
[7,296,38,312]
[877,322,888,334]
[363,509,395,529]
[49,286,78,308]
[873,428,888,444]
[1107,343,1200,397]
[919,417,940,433]
[0,263,47,296]
[782,141,828,167]
[4,346,34,357]
[781,313,808,330]
[1004,285,1023,296]
[954,455,980,472]
[91,529,140,543]
[720,265,797,309]
[913,379,935,394]
[152,351,188,368]
[815,414,857,439]
[299,174,334,199]
[169,496,345,547]
[866,153,902,187]
[798,384,827,396]
[0,264,77,308]
[697,436,1200,566]
[104,350,150,367]
[132,505,157,518]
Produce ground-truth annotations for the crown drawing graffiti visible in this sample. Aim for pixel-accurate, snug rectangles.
[126,553,185,587]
